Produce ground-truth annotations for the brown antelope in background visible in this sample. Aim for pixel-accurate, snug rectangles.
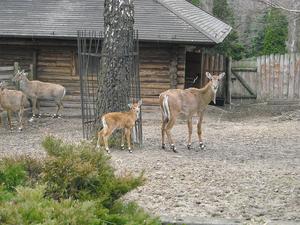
[96,100,142,153]
[0,81,27,131]
[159,72,225,152]
[13,70,66,121]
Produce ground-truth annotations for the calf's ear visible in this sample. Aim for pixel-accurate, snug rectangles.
[219,72,226,80]
[205,72,212,80]
[128,103,132,108]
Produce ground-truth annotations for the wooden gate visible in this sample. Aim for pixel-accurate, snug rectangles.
[231,58,257,101]
[231,53,300,102]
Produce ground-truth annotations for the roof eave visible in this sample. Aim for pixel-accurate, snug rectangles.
[0,34,216,46]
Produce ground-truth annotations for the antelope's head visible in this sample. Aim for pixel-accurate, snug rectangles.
[205,72,226,104]
[12,70,28,82]
[128,99,142,118]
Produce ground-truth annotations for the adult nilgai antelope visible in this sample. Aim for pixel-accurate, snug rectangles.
[96,100,142,153]
[13,70,66,120]
[159,72,225,152]
[0,81,27,131]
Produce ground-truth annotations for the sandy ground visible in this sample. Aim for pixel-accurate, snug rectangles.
[0,104,299,224]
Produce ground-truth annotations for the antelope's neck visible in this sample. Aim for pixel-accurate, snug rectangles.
[128,110,138,120]
[199,81,215,105]
[20,78,30,89]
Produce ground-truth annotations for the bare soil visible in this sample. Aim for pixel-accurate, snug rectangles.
[0,105,299,224]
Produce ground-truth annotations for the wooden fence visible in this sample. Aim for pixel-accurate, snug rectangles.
[231,53,300,101]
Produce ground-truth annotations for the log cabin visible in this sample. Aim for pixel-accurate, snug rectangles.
[0,0,231,107]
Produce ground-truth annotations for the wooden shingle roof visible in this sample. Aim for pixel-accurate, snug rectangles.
[0,0,232,44]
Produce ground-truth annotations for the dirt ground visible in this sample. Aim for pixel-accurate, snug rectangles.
[0,104,299,224]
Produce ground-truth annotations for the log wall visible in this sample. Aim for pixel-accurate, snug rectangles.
[0,41,186,108]
[139,44,185,105]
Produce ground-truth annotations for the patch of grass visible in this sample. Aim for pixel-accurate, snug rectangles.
[0,136,159,224]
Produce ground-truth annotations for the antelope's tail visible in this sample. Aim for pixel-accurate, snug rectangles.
[160,94,170,122]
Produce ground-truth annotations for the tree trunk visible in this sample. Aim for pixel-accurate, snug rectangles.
[96,0,134,129]
[287,0,300,53]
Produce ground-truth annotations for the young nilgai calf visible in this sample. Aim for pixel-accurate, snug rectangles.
[159,72,225,152]
[0,81,27,131]
[96,100,142,153]
[13,70,66,120]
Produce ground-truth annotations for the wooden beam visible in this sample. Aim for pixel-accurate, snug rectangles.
[226,57,232,104]
[231,67,257,72]
[0,66,14,71]
[231,70,257,98]
[32,50,37,79]
[169,47,178,89]
[231,96,257,99]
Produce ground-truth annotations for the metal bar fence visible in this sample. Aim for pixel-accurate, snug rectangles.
[77,30,142,146]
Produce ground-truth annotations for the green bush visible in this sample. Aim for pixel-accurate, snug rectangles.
[0,185,103,225]
[42,136,144,204]
[0,157,43,192]
[0,136,160,225]
[0,158,27,192]
[107,201,161,225]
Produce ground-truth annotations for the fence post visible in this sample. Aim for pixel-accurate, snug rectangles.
[29,64,34,81]
[226,57,232,104]
[13,62,20,90]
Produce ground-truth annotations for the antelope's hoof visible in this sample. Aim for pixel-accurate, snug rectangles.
[18,127,23,132]
[128,149,133,153]
[121,145,125,150]
[29,117,34,122]
[38,114,42,118]
[161,144,166,150]
[199,143,205,150]
[106,149,111,154]
[171,145,177,153]
[96,145,100,149]
[52,114,58,118]
[187,144,192,150]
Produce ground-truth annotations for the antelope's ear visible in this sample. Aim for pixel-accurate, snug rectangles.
[219,72,226,80]
[205,72,212,80]
[137,99,142,107]
[128,103,132,108]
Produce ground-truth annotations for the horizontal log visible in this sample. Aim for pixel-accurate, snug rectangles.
[232,67,257,72]
[37,62,73,67]
[0,74,13,79]
[140,64,169,70]
[140,77,169,82]
[141,83,170,89]
[0,66,14,71]
[38,75,81,81]
[140,70,169,77]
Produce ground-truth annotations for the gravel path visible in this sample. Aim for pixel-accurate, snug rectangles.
[0,105,299,224]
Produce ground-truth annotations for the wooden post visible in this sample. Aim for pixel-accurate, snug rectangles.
[226,57,232,104]
[13,62,20,90]
[256,56,261,100]
[29,64,34,81]
[169,47,178,89]
[289,53,295,99]
[32,50,37,80]
[200,50,205,88]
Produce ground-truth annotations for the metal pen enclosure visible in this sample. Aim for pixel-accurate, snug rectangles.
[77,30,142,146]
